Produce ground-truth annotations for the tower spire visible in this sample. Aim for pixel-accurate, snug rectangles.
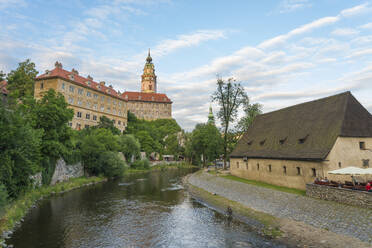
[141,49,156,93]
[208,105,215,125]
[146,48,152,63]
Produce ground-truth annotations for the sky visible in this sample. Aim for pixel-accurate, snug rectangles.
[1,0,372,131]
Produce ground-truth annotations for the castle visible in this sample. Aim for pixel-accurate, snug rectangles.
[33,50,172,132]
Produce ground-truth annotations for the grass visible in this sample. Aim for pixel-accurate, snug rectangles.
[0,176,105,243]
[221,175,306,196]
[186,183,282,238]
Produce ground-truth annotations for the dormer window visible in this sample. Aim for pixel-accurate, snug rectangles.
[279,137,287,145]
[98,85,101,89]
[299,134,309,144]
[260,139,266,146]
[86,81,91,86]
[68,74,74,80]
[138,96,141,100]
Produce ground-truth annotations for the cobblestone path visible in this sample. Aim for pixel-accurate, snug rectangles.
[188,172,372,244]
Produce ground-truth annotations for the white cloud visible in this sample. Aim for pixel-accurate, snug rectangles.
[359,22,372,29]
[0,0,25,10]
[278,0,312,14]
[331,28,359,36]
[340,3,370,17]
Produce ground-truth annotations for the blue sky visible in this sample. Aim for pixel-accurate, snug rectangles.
[1,0,372,130]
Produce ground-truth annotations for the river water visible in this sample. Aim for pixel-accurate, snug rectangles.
[7,169,288,248]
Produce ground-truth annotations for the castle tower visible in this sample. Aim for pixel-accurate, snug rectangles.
[208,105,215,125]
[141,49,157,93]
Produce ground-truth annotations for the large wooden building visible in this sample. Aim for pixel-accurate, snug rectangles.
[230,92,372,190]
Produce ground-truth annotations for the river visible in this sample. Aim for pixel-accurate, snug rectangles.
[7,169,288,248]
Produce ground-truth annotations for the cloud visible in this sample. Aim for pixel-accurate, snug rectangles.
[151,30,227,57]
[331,28,359,36]
[340,3,370,17]
[277,0,312,14]
[0,0,25,10]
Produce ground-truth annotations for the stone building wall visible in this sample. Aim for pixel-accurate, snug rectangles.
[230,157,324,190]
[127,101,172,120]
[50,158,84,185]
[306,183,372,209]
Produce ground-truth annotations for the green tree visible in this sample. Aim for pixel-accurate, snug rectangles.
[96,115,121,135]
[0,71,5,81]
[98,151,126,177]
[0,102,42,197]
[212,78,247,169]
[0,184,8,212]
[191,123,223,167]
[119,134,141,163]
[80,128,121,176]
[136,130,159,156]
[237,100,262,134]
[6,59,38,100]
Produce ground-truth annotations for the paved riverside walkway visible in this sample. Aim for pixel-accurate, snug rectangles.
[188,172,372,244]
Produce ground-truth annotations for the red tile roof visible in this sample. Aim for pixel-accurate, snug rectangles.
[36,66,124,100]
[0,80,8,95]
[36,64,172,103]
[121,91,172,103]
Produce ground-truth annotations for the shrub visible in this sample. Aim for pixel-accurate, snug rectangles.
[0,184,8,211]
[130,159,150,170]
[98,151,126,178]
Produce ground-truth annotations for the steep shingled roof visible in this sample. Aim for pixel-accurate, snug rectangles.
[121,91,172,103]
[0,80,8,95]
[36,66,124,100]
[231,91,372,161]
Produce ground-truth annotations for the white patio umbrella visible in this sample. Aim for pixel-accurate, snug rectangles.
[328,167,367,175]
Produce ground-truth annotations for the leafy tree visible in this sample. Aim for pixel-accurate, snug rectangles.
[212,78,247,169]
[0,102,42,197]
[136,130,159,156]
[0,71,5,81]
[191,123,223,167]
[118,134,141,163]
[237,99,262,134]
[164,133,183,157]
[96,115,121,135]
[6,59,38,100]
[0,184,8,211]
[80,128,121,176]
[98,151,126,177]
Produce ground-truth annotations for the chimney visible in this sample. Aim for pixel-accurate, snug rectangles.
[71,68,79,75]
[55,61,62,69]
[87,75,93,80]
[100,81,105,86]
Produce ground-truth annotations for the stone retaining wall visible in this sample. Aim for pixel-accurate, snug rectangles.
[306,183,372,209]
[51,158,84,185]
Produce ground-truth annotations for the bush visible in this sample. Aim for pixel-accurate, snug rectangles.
[98,151,127,178]
[130,159,150,170]
[0,184,8,211]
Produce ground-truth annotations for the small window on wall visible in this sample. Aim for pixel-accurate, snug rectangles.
[40,83,44,89]
[283,166,287,174]
[86,114,90,119]
[338,162,342,168]
[257,163,260,170]
[118,120,121,125]
[84,125,89,129]
[359,142,366,150]
[296,167,301,175]
[93,115,97,121]
[62,83,65,90]
[245,162,248,170]
[236,161,239,169]
[77,112,82,118]
[363,159,370,168]
[268,164,272,172]
[312,168,316,177]
[68,122,72,127]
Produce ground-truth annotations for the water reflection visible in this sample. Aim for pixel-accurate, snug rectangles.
[8,169,288,248]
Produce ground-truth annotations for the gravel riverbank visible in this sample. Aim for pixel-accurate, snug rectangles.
[186,171,372,248]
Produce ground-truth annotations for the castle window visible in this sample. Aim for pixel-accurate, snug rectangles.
[359,142,366,150]
[101,96,105,102]
[77,112,82,118]
[119,111,121,116]
[268,164,272,172]
[296,167,301,175]
[93,94,98,99]
[69,85,74,93]
[363,159,369,168]
[40,82,44,89]
[118,102,121,107]
[279,137,287,145]
[68,122,72,127]
[260,139,266,146]
[338,162,342,168]
[61,83,65,90]
[100,105,104,111]
[93,103,97,110]
[84,125,89,129]
[77,99,82,106]
[246,162,248,170]
[118,120,121,125]
[298,135,309,144]
[68,96,73,104]
[257,163,260,170]
[283,166,287,174]
[113,100,116,105]
[78,88,83,95]
[149,85,152,91]
[86,114,90,119]
[87,91,91,97]
[236,161,239,169]
[69,74,74,81]
[247,140,253,145]
[312,168,316,177]
[93,115,97,121]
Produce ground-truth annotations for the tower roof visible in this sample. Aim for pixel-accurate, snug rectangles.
[146,48,152,63]
[231,91,372,161]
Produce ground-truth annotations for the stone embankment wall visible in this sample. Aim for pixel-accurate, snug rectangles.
[306,183,372,209]
[50,158,84,185]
